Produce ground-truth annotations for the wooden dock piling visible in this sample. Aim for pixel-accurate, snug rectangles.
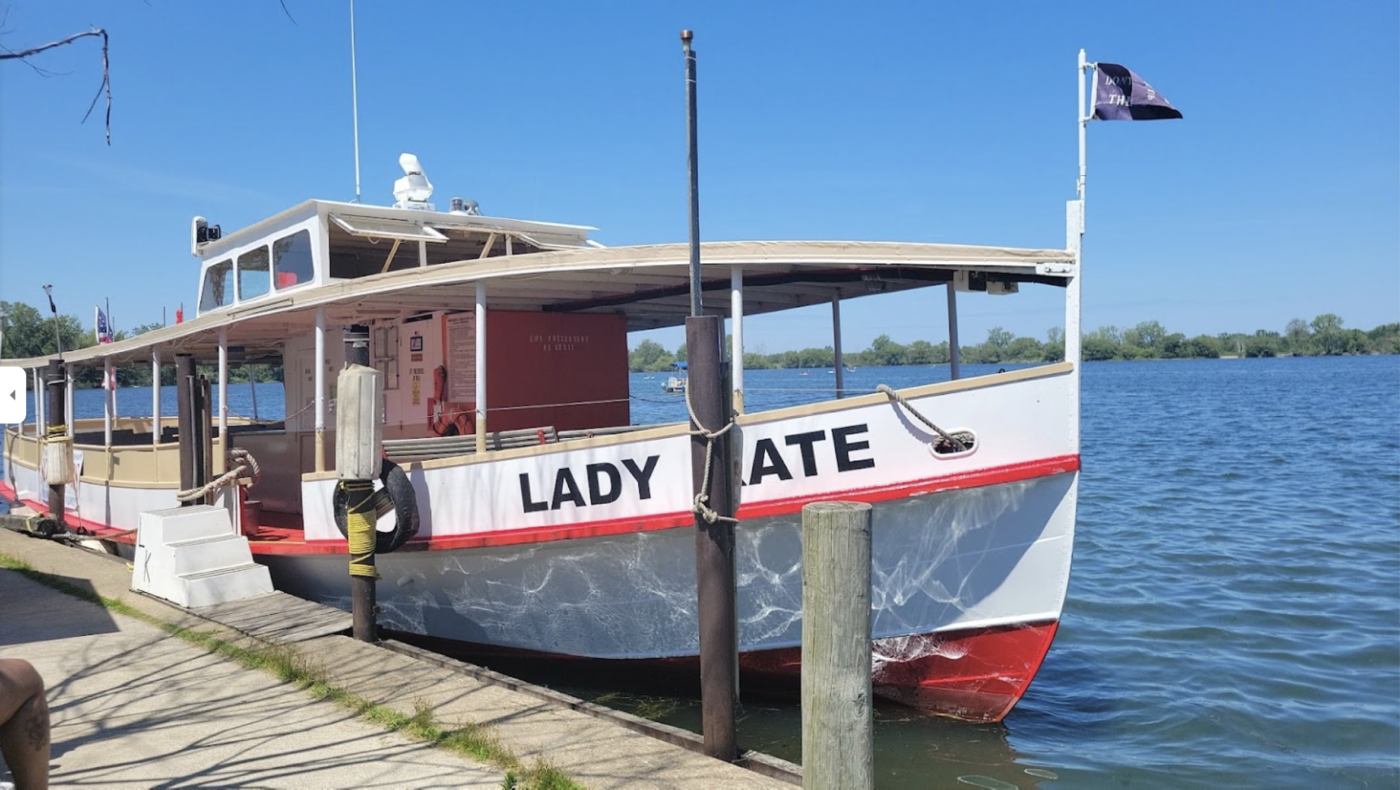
[45,359,66,530]
[343,325,377,643]
[801,500,874,790]
[174,354,212,505]
[688,313,738,762]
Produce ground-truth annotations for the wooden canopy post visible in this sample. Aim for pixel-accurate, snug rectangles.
[175,354,210,505]
[151,348,161,447]
[832,293,845,398]
[45,359,66,530]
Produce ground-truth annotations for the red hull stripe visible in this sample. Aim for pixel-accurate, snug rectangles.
[1,454,1078,555]
[733,453,1079,520]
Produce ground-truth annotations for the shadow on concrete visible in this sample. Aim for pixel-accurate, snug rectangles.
[1,568,491,788]
[0,569,120,646]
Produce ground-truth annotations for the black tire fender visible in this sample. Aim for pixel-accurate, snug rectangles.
[333,459,420,553]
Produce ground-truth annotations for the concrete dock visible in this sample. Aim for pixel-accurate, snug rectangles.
[0,528,794,788]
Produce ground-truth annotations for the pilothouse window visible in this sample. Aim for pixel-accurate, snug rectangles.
[238,245,270,301]
[200,259,234,312]
[273,229,314,289]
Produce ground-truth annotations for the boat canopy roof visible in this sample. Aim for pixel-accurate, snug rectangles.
[200,199,598,259]
[7,237,1073,368]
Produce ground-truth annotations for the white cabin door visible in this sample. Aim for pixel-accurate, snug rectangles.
[287,348,315,434]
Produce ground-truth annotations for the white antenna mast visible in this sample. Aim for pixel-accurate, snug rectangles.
[349,0,362,203]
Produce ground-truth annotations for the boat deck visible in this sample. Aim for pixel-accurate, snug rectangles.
[244,508,306,543]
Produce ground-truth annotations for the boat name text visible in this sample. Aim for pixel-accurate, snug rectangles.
[519,455,660,513]
[747,424,875,485]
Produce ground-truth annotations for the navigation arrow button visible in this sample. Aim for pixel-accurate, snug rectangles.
[0,367,27,423]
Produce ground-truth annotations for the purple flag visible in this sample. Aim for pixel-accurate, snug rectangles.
[1093,63,1181,121]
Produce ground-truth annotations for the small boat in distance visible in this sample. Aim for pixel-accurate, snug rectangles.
[661,361,687,393]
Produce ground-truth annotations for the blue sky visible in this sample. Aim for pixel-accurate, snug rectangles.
[1,1,1396,354]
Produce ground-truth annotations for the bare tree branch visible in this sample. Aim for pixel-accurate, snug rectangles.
[279,0,297,25]
[0,41,67,77]
[0,28,111,145]
[0,27,101,60]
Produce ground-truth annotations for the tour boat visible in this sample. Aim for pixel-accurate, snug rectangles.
[1,153,1085,723]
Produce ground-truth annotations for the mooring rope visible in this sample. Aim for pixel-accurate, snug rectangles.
[683,383,738,526]
[175,447,262,503]
[24,513,56,537]
[341,479,380,579]
[875,384,970,452]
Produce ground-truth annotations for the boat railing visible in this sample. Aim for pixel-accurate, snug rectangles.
[382,426,560,464]
[5,423,188,486]
[556,424,663,440]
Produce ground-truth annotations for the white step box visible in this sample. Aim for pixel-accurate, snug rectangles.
[133,505,273,608]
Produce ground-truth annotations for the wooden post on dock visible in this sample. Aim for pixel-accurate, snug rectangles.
[176,355,193,501]
[689,314,738,761]
[200,376,213,491]
[45,359,66,530]
[343,325,377,643]
[680,29,738,761]
[174,354,212,505]
[801,500,874,790]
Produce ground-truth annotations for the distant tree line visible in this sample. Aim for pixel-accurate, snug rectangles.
[2,301,1392,383]
[628,314,1400,372]
[0,300,282,389]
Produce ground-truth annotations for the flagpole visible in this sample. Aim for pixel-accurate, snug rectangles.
[1078,48,1088,225]
[104,356,113,447]
[42,285,62,358]
[106,296,117,420]
[350,0,362,203]
[1065,49,1088,454]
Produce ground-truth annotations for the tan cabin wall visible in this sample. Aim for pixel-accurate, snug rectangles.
[6,426,186,487]
[4,427,39,470]
[7,417,299,490]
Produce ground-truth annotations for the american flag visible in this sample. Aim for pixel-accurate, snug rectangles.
[96,306,116,391]
[96,307,114,344]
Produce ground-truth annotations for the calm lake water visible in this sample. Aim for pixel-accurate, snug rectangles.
[6,356,1399,787]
